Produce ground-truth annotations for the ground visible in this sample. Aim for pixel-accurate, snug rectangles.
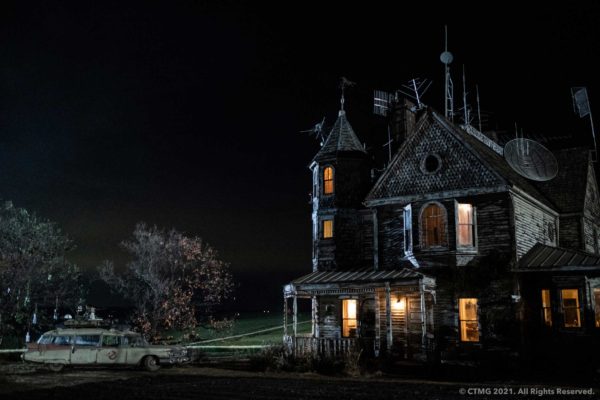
[1,362,598,400]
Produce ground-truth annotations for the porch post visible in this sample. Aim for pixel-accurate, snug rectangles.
[293,295,298,337]
[312,296,319,337]
[420,279,426,352]
[385,282,392,351]
[283,296,288,337]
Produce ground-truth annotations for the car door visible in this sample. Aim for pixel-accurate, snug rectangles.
[97,334,126,364]
[70,334,100,364]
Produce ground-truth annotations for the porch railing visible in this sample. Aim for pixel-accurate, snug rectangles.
[284,335,357,357]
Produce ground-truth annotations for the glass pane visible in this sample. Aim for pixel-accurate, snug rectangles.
[460,321,480,342]
[458,225,473,246]
[561,289,581,328]
[323,220,333,238]
[342,299,357,337]
[459,298,478,320]
[457,204,472,224]
[424,204,444,247]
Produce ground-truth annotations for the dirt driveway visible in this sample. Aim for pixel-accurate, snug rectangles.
[0,362,597,400]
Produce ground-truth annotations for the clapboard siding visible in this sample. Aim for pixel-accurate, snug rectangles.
[513,193,558,259]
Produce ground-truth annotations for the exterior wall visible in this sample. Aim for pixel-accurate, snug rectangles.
[582,216,599,254]
[512,193,558,260]
[559,215,582,250]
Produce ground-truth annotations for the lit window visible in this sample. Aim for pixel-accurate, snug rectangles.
[457,203,475,247]
[541,289,552,327]
[323,219,333,239]
[423,203,446,247]
[459,298,479,342]
[404,204,412,254]
[561,289,581,328]
[342,299,357,337]
[323,167,334,195]
[594,289,600,328]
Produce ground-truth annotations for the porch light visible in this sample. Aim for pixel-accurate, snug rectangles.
[394,296,406,310]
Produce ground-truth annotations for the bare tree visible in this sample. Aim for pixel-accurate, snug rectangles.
[99,223,233,340]
[0,201,85,340]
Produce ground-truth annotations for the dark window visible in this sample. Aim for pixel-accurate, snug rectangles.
[422,154,442,173]
[423,203,446,247]
[403,205,412,254]
[74,335,100,346]
[102,335,120,347]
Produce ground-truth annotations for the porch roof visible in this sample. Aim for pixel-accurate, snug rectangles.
[517,243,600,272]
[292,267,423,285]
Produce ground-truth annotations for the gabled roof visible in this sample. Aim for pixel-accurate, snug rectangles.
[534,148,591,213]
[365,110,556,209]
[517,243,600,271]
[313,110,366,162]
[292,267,423,285]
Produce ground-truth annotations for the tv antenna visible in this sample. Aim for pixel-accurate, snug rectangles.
[460,65,472,125]
[300,116,328,146]
[440,25,454,121]
[571,87,597,162]
[476,84,482,132]
[398,78,432,109]
[504,127,558,181]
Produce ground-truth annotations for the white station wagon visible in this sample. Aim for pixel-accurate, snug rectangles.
[22,326,190,372]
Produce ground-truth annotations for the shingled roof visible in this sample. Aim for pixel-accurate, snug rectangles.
[292,266,424,285]
[534,148,590,213]
[313,110,366,162]
[517,243,600,271]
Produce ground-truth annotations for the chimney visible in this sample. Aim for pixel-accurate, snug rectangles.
[391,98,417,148]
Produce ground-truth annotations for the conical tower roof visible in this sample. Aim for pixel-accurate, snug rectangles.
[313,110,366,162]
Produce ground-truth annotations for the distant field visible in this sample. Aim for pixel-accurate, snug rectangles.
[189,312,311,347]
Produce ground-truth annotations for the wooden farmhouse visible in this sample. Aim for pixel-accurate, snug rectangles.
[283,96,600,366]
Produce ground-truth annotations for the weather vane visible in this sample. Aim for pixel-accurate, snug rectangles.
[300,117,327,146]
[339,76,356,111]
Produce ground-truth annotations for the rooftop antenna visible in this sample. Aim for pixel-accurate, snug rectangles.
[398,78,432,109]
[300,117,327,146]
[476,84,482,132]
[339,76,356,114]
[571,87,597,162]
[461,65,470,125]
[440,25,454,121]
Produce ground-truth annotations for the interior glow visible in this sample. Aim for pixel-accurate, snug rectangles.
[393,296,406,310]
[561,289,581,328]
[323,166,334,195]
[457,203,474,246]
[323,219,333,239]
[459,298,479,342]
[541,289,552,327]
[342,299,357,337]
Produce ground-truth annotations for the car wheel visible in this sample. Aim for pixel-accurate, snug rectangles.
[47,363,65,373]
[143,356,160,372]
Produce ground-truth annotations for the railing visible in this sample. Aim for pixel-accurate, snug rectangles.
[284,335,357,357]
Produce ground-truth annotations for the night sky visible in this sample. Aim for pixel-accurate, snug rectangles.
[1,3,599,310]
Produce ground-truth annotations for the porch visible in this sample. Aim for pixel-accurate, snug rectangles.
[283,267,436,359]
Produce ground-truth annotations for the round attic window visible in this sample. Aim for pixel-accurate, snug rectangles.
[421,153,442,174]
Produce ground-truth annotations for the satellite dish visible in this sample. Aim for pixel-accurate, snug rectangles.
[504,138,558,181]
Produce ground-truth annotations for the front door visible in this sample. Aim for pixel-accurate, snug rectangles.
[360,299,376,356]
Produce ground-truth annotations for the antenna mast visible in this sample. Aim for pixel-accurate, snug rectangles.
[461,65,470,125]
[440,25,454,121]
[476,84,482,132]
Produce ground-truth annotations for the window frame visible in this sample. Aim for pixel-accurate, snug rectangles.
[341,299,358,338]
[403,204,413,255]
[323,166,334,196]
[420,202,448,249]
[455,201,477,250]
[594,288,600,328]
[459,298,480,342]
[541,289,552,327]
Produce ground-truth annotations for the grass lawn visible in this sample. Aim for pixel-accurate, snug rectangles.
[188,312,311,347]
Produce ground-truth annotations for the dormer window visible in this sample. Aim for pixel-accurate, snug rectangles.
[421,203,447,248]
[456,203,476,248]
[323,166,334,195]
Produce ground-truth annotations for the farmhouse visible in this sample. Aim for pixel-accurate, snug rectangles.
[283,94,600,365]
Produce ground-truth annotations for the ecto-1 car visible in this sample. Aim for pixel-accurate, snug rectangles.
[22,326,190,372]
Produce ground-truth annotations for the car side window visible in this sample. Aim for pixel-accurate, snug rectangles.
[53,336,72,345]
[74,335,100,346]
[124,335,144,347]
[101,335,120,347]
[38,334,53,344]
